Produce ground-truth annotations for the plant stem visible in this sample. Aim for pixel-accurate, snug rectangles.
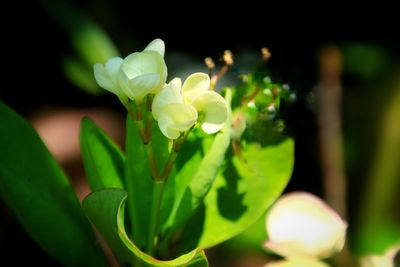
[146,181,165,255]
[143,94,154,142]
[120,97,136,121]
[144,143,159,180]
[159,129,191,181]
[134,119,159,179]
[135,121,148,143]
[317,46,346,219]
[210,64,230,90]
[160,150,178,181]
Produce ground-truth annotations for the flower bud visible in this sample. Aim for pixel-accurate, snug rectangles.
[264,192,347,259]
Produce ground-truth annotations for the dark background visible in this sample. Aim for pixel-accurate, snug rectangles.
[4,0,399,114]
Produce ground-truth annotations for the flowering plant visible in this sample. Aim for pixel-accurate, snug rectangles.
[0,39,294,266]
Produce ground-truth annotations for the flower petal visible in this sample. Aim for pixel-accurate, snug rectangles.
[191,91,228,134]
[157,103,197,139]
[105,57,123,85]
[152,78,183,120]
[170,77,182,89]
[182,72,210,103]
[128,73,160,103]
[118,71,135,99]
[94,64,114,91]
[94,57,124,96]
[265,192,347,259]
[122,52,163,79]
[143,38,165,57]
[264,259,330,267]
[121,51,167,98]
[264,240,314,260]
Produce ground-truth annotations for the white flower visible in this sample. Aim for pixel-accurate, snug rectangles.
[264,192,347,260]
[152,73,228,139]
[94,57,124,97]
[264,258,330,267]
[360,243,400,267]
[119,39,167,103]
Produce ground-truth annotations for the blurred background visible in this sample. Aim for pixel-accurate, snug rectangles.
[1,0,399,266]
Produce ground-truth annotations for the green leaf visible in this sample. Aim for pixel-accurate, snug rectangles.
[39,0,119,95]
[161,136,203,235]
[150,118,176,229]
[0,101,107,267]
[355,82,400,254]
[179,138,294,251]
[125,116,153,248]
[151,117,171,174]
[342,43,389,80]
[223,213,268,252]
[189,125,231,210]
[83,189,209,267]
[39,0,119,65]
[125,115,174,248]
[81,117,125,191]
[166,124,231,236]
[162,90,232,241]
[63,56,103,95]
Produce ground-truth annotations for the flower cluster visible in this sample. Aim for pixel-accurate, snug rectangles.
[152,74,227,139]
[93,39,228,139]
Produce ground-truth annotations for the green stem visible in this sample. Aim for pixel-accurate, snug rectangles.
[159,129,191,181]
[146,181,165,255]
[135,121,148,143]
[134,119,159,181]
[143,94,153,142]
[120,96,136,120]
[144,143,159,180]
[133,98,159,180]
[145,117,152,142]
[161,150,178,181]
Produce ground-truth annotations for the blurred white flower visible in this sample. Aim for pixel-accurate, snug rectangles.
[152,73,228,139]
[264,258,330,267]
[360,243,400,267]
[264,192,347,260]
[118,38,167,103]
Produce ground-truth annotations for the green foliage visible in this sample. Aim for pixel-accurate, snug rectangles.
[63,57,102,95]
[175,138,294,253]
[0,101,107,267]
[83,189,208,266]
[124,114,177,250]
[224,214,267,252]
[40,0,119,95]
[0,59,295,266]
[355,81,400,254]
[81,117,125,190]
[200,139,294,247]
[125,116,154,248]
[162,108,231,243]
[342,43,389,80]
